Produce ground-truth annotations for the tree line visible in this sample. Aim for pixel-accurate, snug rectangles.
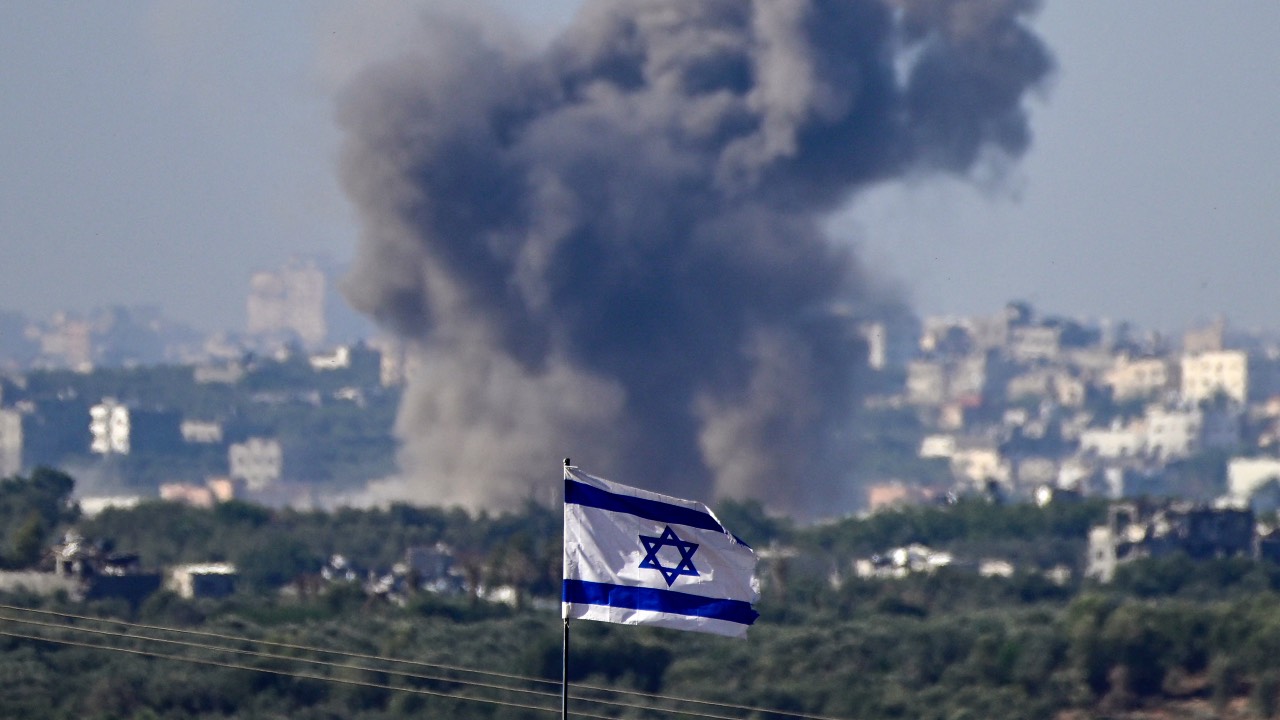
[5,468,1280,717]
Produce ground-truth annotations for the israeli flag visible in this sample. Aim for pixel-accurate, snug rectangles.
[562,465,760,638]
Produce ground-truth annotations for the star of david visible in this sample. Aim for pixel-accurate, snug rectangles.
[638,526,700,586]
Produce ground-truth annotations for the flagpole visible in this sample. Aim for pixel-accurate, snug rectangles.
[561,618,570,720]
[562,457,571,720]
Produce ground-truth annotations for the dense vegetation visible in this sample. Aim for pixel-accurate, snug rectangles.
[5,470,1280,718]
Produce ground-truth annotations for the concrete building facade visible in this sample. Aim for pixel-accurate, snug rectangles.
[1181,350,1248,404]
[247,258,327,348]
[0,408,22,477]
[229,437,283,490]
[1105,356,1174,401]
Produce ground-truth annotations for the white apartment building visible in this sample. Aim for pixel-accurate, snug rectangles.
[1079,422,1144,459]
[951,445,1012,487]
[0,408,22,477]
[1227,457,1280,504]
[1008,326,1062,363]
[919,434,957,459]
[906,355,996,407]
[180,420,223,444]
[229,437,283,490]
[247,258,327,347]
[89,399,131,455]
[1181,350,1248,404]
[906,361,947,405]
[1079,405,1238,461]
[1144,405,1238,460]
[1004,369,1086,407]
[1105,356,1173,401]
[309,345,351,371]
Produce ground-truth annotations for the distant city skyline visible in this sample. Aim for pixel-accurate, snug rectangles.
[3,2,1279,335]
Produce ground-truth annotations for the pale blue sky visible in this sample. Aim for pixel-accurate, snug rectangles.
[2,2,1278,334]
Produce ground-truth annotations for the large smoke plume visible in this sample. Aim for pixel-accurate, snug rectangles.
[338,0,1051,516]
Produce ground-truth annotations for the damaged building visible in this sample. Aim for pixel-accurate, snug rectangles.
[1086,500,1255,582]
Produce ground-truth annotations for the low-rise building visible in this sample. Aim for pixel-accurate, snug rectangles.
[1008,325,1062,364]
[951,443,1011,488]
[855,544,954,579]
[206,476,242,503]
[180,419,223,444]
[1085,500,1254,582]
[919,434,957,459]
[50,531,162,606]
[194,361,245,385]
[309,345,351,371]
[168,563,238,599]
[1079,422,1144,459]
[1227,457,1280,505]
[1145,405,1239,460]
[159,483,216,508]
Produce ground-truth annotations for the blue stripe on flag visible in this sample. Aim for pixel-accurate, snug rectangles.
[562,579,759,626]
[565,479,725,533]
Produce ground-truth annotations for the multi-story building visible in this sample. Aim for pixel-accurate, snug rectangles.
[919,317,971,356]
[1085,500,1254,582]
[89,399,131,455]
[965,313,1013,353]
[89,399,181,456]
[950,442,1011,488]
[1144,405,1239,460]
[229,437,283,490]
[247,258,327,348]
[1105,356,1174,401]
[1183,319,1226,355]
[0,408,22,477]
[1008,325,1062,364]
[1004,368,1085,407]
[906,360,947,406]
[1078,404,1238,462]
[35,313,93,369]
[1079,421,1144,459]
[1181,350,1249,404]
[906,354,1002,408]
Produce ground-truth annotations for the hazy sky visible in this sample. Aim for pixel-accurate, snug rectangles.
[2,2,1278,335]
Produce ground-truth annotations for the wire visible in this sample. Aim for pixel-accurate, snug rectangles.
[0,611,559,703]
[0,602,559,688]
[0,613,740,720]
[0,602,851,720]
[0,627,578,718]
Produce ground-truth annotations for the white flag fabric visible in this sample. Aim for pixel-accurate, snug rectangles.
[562,465,760,638]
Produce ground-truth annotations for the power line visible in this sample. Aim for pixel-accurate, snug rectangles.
[0,611,758,720]
[0,602,851,720]
[0,602,557,689]
[0,611,559,704]
[0,626,576,718]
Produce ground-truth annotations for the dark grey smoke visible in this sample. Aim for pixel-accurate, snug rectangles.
[338,0,1051,515]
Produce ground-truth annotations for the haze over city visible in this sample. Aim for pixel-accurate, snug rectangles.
[3,1,1279,336]
[8,6,1280,717]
